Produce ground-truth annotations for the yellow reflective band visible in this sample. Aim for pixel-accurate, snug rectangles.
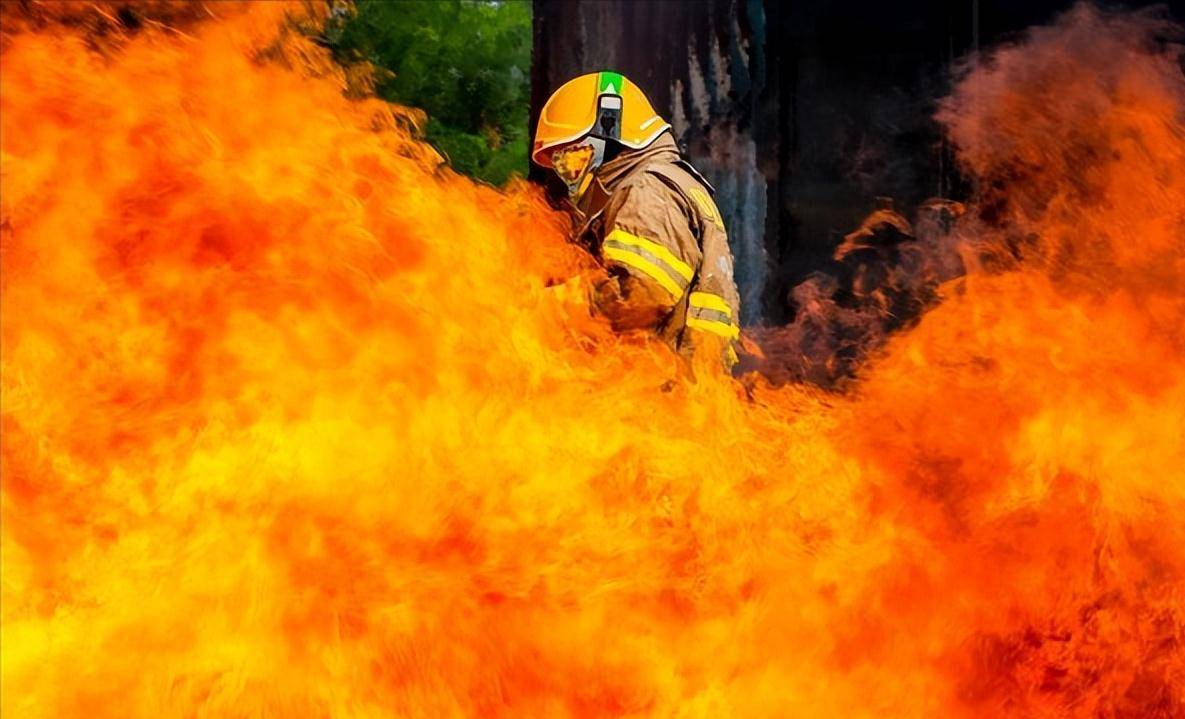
[602,245,686,297]
[605,229,694,282]
[686,316,740,340]
[688,291,732,317]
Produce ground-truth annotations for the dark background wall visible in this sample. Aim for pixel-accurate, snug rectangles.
[530,0,1184,325]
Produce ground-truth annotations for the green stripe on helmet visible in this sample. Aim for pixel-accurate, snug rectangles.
[598,71,624,95]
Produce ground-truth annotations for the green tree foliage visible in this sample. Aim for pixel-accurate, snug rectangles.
[323,0,531,185]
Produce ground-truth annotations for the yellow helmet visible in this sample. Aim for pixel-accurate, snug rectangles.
[532,71,670,169]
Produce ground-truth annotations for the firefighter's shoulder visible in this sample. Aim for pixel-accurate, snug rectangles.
[639,161,724,231]
[601,170,700,301]
[609,168,690,232]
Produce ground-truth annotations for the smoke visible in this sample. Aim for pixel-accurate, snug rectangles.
[747,2,1185,390]
[743,197,968,386]
[940,3,1185,283]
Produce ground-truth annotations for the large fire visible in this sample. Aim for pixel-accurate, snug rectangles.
[2,3,1183,717]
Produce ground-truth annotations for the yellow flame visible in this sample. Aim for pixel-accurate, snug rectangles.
[2,3,1183,717]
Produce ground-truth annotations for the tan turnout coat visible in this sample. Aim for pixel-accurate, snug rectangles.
[574,133,741,366]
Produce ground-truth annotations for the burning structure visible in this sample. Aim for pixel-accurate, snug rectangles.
[2,1,1183,717]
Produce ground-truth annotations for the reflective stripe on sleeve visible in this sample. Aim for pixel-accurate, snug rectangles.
[602,228,693,298]
[686,315,740,339]
[687,291,739,339]
[688,291,732,318]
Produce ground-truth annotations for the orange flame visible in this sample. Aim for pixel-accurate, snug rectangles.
[2,3,1183,717]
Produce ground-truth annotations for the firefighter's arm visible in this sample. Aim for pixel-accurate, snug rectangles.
[685,239,741,342]
[592,178,700,331]
[683,193,743,368]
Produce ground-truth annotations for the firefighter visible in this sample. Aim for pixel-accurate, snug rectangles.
[532,71,741,368]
